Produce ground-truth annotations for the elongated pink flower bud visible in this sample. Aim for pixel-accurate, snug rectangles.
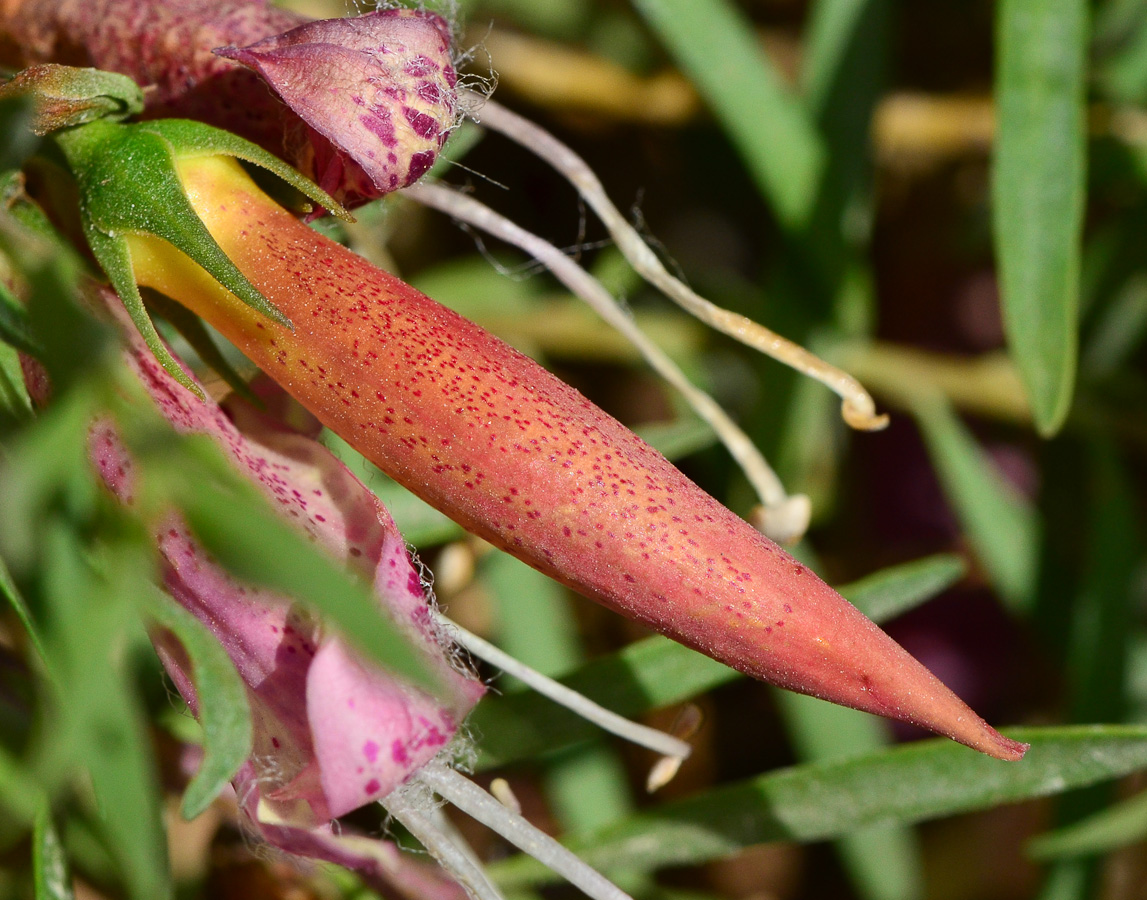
[127,155,1026,762]
[0,0,455,205]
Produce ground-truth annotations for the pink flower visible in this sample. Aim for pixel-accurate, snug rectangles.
[89,316,482,896]
[0,0,456,206]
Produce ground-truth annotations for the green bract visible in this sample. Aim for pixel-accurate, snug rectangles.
[0,64,143,135]
[51,116,351,396]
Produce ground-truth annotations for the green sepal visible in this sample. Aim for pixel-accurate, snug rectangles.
[0,64,143,135]
[50,116,352,398]
[143,289,259,405]
[82,224,204,398]
[138,118,352,224]
[54,120,292,328]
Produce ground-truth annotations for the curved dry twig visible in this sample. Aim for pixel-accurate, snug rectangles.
[464,93,889,433]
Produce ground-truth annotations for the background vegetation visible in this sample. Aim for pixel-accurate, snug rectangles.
[3,0,1147,898]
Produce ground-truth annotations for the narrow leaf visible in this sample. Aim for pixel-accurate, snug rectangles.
[914,396,1038,612]
[0,553,50,672]
[630,0,824,231]
[843,553,966,623]
[33,808,74,900]
[41,528,170,900]
[1029,789,1147,861]
[143,588,252,820]
[489,726,1147,885]
[993,0,1088,434]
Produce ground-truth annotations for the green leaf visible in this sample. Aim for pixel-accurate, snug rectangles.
[774,690,922,900]
[630,0,824,231]
[0,387,98,572]
[472,634,735,770]
[1080,273,1147,379]
[1029,789,1147,861]
[39,528,170,900]
[842,553,966,623]
[1066,441,1138,724]
[0,553,50,674]
[913,396,1038,612]
[488,726,1147,885]
[992,0,1088,435]
[0,743,45,833]
[33,808,74,900]
[143,588,253,820]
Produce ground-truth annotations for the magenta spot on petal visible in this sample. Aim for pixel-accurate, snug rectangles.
[404,54,436,77]
[363,740,380,763]
[407,570,423,596]
[359,112,396,146]
[271,737,280,748]
[391,740,410,765]
[406,150,435,182]
[417,81,443,104]
[364,778,381,794]
[403,106,438,139]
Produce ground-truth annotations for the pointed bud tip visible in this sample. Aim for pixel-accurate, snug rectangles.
[971,729,1028,762]
[925,704,1026,761]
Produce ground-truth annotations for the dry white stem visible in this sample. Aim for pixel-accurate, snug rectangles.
[462,93,889,433]
[380,784,505,900]
[417,762,633,900]
[433,611,692,761]
[406,179,810,540]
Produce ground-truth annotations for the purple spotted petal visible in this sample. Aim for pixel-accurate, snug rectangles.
[90,317,483,834]
[217,9,456,197]
[307,634,458,818]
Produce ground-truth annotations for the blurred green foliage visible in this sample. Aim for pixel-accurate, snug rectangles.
[2,1,1147,899]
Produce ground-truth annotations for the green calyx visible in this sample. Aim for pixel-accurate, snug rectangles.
[0,64,144,135]
[51,117,352,397]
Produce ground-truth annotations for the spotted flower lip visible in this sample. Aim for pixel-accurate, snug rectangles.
[215,8,458,200]
[0,0,456,207]
[119,152,1027,763]
[89,314,484,831]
